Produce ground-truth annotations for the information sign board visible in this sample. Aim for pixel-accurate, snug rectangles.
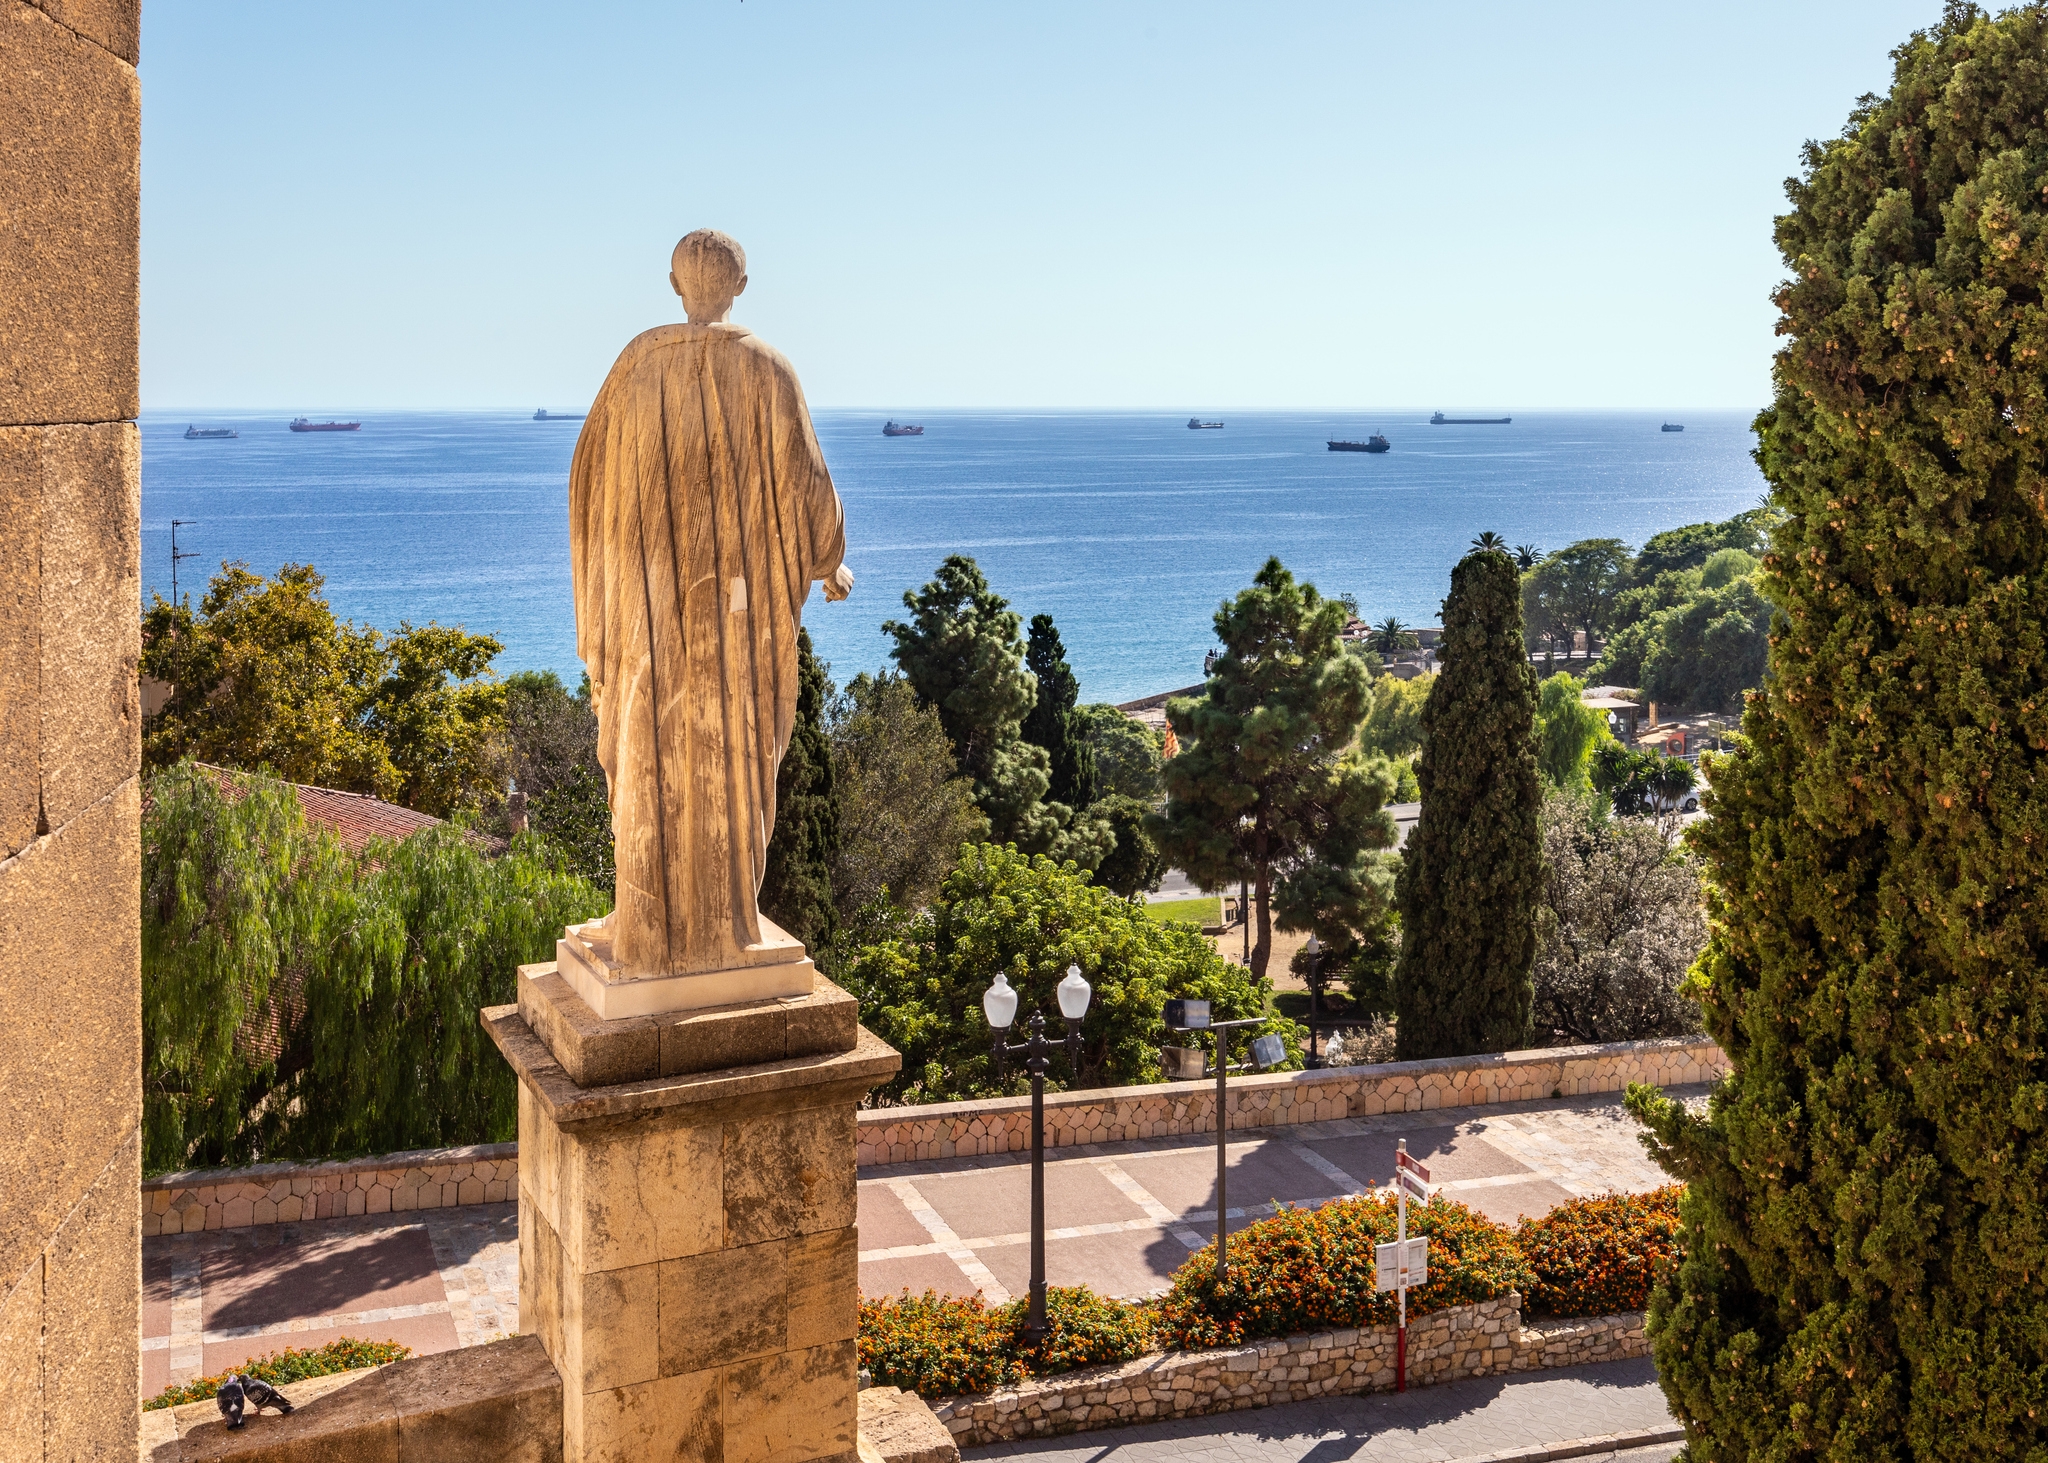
[1374,1236,1428,1292]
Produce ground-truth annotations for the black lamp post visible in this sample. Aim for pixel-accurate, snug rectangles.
[983,965,1092,1344]
[1302,933,1327,1069]
[1163,999,1287,1281]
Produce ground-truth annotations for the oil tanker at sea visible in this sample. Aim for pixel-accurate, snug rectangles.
[1430,411,1511,425]
[289,417,360,432]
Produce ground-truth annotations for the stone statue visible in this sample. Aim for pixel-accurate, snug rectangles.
[564,229,853,1016]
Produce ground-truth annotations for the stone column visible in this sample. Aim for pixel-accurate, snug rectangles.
[0,2,143,1458]
[485,965,900,1463]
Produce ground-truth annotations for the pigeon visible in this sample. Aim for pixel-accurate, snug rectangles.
[215,1375,294,1428]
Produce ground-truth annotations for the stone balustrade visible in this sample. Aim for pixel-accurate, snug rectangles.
[857,1036,1725,1168]
[141,1142,517,1236]
[930,1295,1650,1447]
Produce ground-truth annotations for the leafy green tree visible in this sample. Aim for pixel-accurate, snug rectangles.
[1396,550,1543,1059]
[1076,704,1164,802]
[1088,793,1169,898]
[1599,573,1773,712]
[885,556,1105,864]
[142,763,606,1170]
[1535,672,1607,791]
[1631,506,1772,583]
[1627,12,2048,1455]
[1590,743,1695,820]
[502,670,612,892]
[1023,614,1097,811]
[1369,617,1418,654]
[826,671,988,930]
[1153,558,1399,982]
[842,843,1295,1103]
[1543,539,1630,660]
[1357,673,1432,760]
[761,629,839,952]
[141,562,508,816]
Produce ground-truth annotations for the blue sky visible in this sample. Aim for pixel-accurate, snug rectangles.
[143,1,1937,411]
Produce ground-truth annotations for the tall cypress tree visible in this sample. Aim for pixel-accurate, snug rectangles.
[761,629,839,953]
[1628,11,2048,1457]
[1395,549,1542,1058]
[1023,613,1096,811]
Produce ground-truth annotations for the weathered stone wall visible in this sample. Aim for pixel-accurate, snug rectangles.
[930,1295,1650,1446]
[0,2,142,1459]
[859,1036,1724,1167]
[142,1143,520,1236]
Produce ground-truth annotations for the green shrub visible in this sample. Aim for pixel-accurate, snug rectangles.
[1021,1286,1159,1375]
[144,1338,412,1410]
[858,1290,1024,1397]
[1513,1188,1684,1317]
[1155,1193,1533,1350]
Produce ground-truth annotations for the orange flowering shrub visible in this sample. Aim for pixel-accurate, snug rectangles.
[1155,1193,1533,1350]
[857,1286,1155,1397]
[1513,1186,1684,1317]
[145,1338,412,1410]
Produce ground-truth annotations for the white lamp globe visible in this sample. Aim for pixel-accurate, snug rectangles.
[1057,965,1092,1020]
[982,973,1019,1031]
[1304,933,1321,957]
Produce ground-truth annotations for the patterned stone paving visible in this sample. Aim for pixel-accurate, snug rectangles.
[137,1086,1704,1392]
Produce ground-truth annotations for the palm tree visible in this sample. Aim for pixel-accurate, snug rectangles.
[1370,616,1419,654]
[1471,531,1507,553]
[1514,544,1543,569]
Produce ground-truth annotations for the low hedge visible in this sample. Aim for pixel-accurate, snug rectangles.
[862,1186,1691,1398]
[144,1338,413,1411]
[858,1286,1156,1397]
[1156,1193,1533,1349]
[1514,1186,1684,1316]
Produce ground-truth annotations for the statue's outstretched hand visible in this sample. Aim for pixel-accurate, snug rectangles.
[823,563,855,602]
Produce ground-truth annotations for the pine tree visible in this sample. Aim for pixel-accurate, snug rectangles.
[1395,549,1542,1058]
[761,629,839,953]
[1153,558,1397,980]
[885,556,1108,865]
[1023,614,1097,811]
[1626,11,2048,1457]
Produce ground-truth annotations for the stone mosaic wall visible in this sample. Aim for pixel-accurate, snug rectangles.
[857,1036,1725,1167]
[931,1294,1649,1446]
[140,1144,517,1236]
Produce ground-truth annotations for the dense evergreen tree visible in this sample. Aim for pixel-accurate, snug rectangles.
[1395,550,1542,1058]
[1152,558,1398,981]
[1076,704,1165,802]
[1089,793,1168,898]
[1023,613,1097,810]
[884,556,1108,866]
[761,629,840,952]
[1627,11,2048,1456]
[502,670,613,893]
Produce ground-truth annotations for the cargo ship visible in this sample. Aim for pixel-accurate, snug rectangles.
[1430,412,1511,425]
[1329,434,1391,453]
[534,409,586,421]
[1187,417,1224,429]
[184,426,238,439]
[1661,423,1684,432]
[882,421,924,436]
[289,418,360,432]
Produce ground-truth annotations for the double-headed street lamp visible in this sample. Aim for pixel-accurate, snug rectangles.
[982,965,1092,1345]
[1162,998,1287,1280]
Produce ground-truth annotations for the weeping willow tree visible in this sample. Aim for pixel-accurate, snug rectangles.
[143,762,606,1170]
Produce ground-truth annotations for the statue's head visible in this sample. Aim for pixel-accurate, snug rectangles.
[671,230,748,324]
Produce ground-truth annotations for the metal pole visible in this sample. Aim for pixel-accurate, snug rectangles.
[1030,1052,1046,1336]
[1214,1026,1229,1281]
[1396,1139,1408,1392]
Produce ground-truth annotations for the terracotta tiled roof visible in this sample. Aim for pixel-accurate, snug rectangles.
[185,764,503,855]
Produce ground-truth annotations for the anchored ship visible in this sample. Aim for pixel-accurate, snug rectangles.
[1661,423,1684,432]
[882,421,924,436]
[534,409,586,421]
[1329,434,1391,453]
[1187,417,1224,429]
[289,418,360,432]
[184,426,238,439]
[1430,411,1511,425]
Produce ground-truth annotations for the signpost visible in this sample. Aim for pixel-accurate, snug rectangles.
[1373,1140,1430,1391]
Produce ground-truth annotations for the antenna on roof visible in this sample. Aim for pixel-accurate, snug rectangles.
[170,520,198,606]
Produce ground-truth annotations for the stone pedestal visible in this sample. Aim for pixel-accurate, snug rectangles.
[484,964,900,1463]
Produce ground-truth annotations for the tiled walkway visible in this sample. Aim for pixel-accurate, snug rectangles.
[962,1357,1679,1463]
[856,1087,1703,1304]
[139,1087,1700,1392]
[141,1203,516,1395]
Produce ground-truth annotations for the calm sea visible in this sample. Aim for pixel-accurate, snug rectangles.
[140,410,1767,705]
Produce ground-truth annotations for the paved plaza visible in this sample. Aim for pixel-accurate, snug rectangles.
[140,1087,1699,1393]
[963,1358,1680,1463]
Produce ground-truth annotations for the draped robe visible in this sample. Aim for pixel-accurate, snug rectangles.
[568,322,846,977]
